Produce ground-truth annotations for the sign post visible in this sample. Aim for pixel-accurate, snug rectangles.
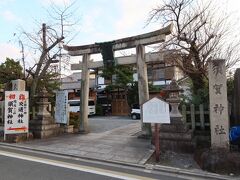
[4,91,29,140]
[155,123,160,161]
[55,90,68,124]
[142,97,170,162]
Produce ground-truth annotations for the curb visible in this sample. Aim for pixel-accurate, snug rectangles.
[0,142,237,180]
[0,142,146,168]
[153,164,237,180]
[139,149,154,165]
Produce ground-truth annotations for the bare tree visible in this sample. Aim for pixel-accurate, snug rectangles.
[22,2,78,105]
[148,0,240,93]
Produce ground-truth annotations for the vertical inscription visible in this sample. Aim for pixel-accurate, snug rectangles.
[209,59,229,149]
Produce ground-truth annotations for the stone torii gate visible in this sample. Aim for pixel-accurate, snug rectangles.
[64,24,172,135]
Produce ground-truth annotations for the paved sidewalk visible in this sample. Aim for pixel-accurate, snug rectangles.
[1,117,237,179]
[16,117,154,165]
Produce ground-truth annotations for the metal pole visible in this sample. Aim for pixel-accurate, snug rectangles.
[155,123,160,162]
[3,132,6,141]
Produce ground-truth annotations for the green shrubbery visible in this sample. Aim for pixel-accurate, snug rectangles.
[95,103,103,115]
[69,112,80,128]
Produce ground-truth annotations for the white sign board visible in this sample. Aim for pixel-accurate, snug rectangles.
[4,91,29,134]
[143,97,170,124]
[55,90,68,124]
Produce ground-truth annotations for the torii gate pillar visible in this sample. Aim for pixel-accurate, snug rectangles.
[79,53,90,133]
[136,45,151,136]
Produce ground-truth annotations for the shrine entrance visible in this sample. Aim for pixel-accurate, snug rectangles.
[64,24,173,135]
[111,92,129,116]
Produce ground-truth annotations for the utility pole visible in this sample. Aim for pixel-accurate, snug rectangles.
[19,40,25,79]
[58,41,63,89]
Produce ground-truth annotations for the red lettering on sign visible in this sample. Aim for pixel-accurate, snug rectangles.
[9,94,16,100]
[19,94,26,101]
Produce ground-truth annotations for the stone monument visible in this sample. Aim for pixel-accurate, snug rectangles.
[208,59,229,149]
[11,79,26,91]
[195,59,235,173]
[29,87,63,138]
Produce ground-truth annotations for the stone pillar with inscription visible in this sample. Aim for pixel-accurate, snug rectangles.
[11,79,26,91]
[208,59,229,150]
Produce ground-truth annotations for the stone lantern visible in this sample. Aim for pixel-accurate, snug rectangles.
[30,87,62,138]
[164,78,183,119]
[158,79,195,153]
[36,87,51,117]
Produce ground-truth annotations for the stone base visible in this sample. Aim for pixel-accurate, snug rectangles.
[73,127,79,133]
[194,130,211,149]
[194,148,240,175]
[4,133,33,143]
[30,115,64,139]
[152,118,196,153]
[159,123,188,133]
[78,129,90,134]
[153,130,195,153]
[64,125,74,133]
[30,129,63,139]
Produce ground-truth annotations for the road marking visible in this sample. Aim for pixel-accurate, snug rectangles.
[0,150,156,180]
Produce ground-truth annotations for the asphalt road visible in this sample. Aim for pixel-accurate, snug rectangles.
[0,145,186,180]
[0,155,118,180]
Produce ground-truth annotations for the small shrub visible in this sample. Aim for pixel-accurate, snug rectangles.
[69,112,80,128]
[96,103,103,115]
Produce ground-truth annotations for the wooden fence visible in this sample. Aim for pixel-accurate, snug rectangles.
[181,104,210,131]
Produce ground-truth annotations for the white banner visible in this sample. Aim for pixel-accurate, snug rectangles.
[55,90,68,124]
[4,91,29,134]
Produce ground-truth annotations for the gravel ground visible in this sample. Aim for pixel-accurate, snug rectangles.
[148,150,201,170]
[88,115,139,133]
